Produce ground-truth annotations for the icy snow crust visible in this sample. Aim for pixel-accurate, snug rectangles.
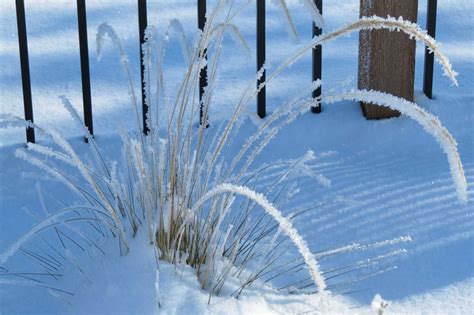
[1,0,473,314]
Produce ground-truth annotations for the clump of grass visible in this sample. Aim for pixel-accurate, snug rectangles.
[0,0,467,305]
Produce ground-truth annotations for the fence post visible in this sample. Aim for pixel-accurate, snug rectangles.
[311,0,322,114]
[138,0,149,134]
[15,0,35,144]
[77,0,93,141]
[358,0,418,119]
[198,0,208,126]
[423,0,437,99]
[257,0,266,118]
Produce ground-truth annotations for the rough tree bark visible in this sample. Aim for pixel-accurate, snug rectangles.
[358,0,418,119]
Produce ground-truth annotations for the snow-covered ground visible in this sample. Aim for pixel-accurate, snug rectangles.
[1,0,473,314]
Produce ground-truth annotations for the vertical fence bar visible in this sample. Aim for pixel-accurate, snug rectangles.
[311,0,322,114]
[198,0,208,126]
[423,0,437,99]
[77,0,93,140]
[15,0,35,143]
[138,0,149,134]
[257,0,266,118]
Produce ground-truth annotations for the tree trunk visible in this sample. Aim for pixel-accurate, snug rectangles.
[358,0,418,119]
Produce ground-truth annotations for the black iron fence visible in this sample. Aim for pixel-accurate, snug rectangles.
[13,0,438,144]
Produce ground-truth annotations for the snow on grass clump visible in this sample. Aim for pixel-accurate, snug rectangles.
[0,0,467,310]
[0,205,116,265]
[191,183,327,292]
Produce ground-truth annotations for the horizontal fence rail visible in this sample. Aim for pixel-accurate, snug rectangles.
[14,0,439,144]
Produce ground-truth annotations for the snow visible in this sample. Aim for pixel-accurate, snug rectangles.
[1,0,473,314]
[324,89,467,203]
[371,294,389,314]
[389,278,474,314]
